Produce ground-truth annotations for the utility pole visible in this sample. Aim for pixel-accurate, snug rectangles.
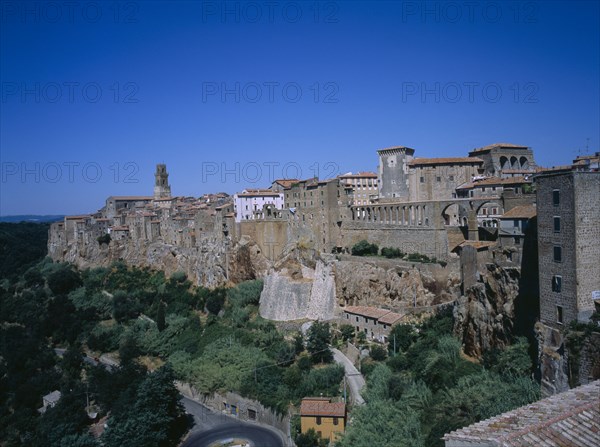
[343,376,347,403]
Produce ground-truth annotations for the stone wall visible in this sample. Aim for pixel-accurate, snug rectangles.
[176,382,291,441]
[342,221,449,260]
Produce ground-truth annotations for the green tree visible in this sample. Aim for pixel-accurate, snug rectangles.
[295,428,327,447]
[340,324,355,342]
[156,301,166,332]
[370,344,387,361]
[388,324,417,355]
[306,322,333,363]
[351,240,379,256]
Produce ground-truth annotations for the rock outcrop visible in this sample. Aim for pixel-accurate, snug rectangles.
[334,258,460,308]
[259,250,336,321]
[453,264,521,357]
[55,236,268,289]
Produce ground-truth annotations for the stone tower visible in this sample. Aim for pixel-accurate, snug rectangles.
[154,164,171,199]
[377,146,415,201]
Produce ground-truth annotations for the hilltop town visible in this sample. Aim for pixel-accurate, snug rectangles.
[48,143,600,399]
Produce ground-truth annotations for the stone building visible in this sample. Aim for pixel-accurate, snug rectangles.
[377,146,415,201]
[535,157,600,328]
[342,306,404,342]
[283,177,353,252]
[233,189,284,222]
[338,172,378,205]
[468,142,537,178]
[407,157,484,201]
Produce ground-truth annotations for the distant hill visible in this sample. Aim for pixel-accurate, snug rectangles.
[0,215,64,223]
[0,222,51,279]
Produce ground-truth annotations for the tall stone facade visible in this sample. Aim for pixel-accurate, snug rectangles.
[468,143,537,178]
[377,146,415,201]
[535,166,600,328]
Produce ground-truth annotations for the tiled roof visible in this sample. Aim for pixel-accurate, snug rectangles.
[108,196,153,201]
[273,179,300,188]
[457,241,496,250]
[300,398,346,418]
[501,205,537,219]
[444,380,600,447]
[344,306,391,319]
[236,190,282,197]
[378,312,404,325]
[409,157,483,166]
[470,143,529,154]
[339,172,378,178]
[457,176,531,190]
[65,215,91,220]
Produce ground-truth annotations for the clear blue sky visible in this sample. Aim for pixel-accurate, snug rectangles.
[1,0,598,215]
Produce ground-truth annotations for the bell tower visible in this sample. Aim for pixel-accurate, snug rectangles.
[154,164,171,199]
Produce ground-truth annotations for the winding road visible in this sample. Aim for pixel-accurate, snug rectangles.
[331,347,366,405]
[181,396,286,447]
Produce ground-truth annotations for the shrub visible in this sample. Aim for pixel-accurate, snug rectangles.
[340,324,355,341]
[351,240,379,256]
[381,247,405,259]
[97,233,111,245]
[370,344,388,361]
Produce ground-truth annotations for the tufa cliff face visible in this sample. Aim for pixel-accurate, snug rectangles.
[334,257,460,308]
[52,235,268,289]
[453,264,521,358]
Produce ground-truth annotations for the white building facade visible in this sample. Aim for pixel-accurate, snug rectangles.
[233,189,284,222]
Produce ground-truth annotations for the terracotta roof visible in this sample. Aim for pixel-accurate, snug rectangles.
[236,190,282,197]
[273,179,300,188]
[108,196,153,201]
[378,312,404,325]
[501,205,537,219]
[300,398,346,418]
[339,172,378,178]
[457,176,531,190]
[65,215,91,220]
[409,157,483,167]
[344,306,391,319]
[444,380,600,447]
[457,241,496,250]
[470,143,529,154]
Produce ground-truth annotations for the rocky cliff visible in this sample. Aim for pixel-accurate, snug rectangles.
[52,235,268,289]
[334,258,460,308]
[453,264,521,357]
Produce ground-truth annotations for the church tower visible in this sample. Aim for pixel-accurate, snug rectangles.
[154,164,171,199]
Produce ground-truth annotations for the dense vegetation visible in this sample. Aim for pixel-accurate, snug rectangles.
[0,222,50,280]
[0,223,345,445]
[337,311,540,447]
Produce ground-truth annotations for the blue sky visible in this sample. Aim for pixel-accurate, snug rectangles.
[1,0,599,215]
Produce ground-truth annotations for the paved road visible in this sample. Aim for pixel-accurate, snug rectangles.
[181,397,286,447]
[331,347,365,405]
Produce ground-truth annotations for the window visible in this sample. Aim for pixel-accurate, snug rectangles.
[552,275,562,293]
[514,236,521,245]
[420,177,424,183]
[436,176,441,182]
[316,417,322,425]
[333,417,339,426]
[449,175,454,181]
[553,189,560,206]
[557,305,563,324]
[554,216,560,233]
[356,316,359,322]
[553,246,562,262]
